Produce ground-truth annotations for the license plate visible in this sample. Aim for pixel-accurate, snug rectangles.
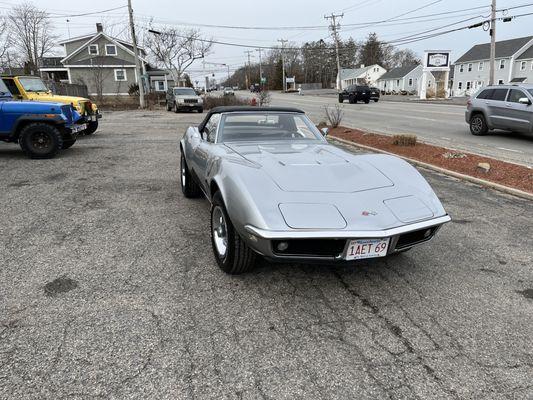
[345,238,390,260]
[71,123,87,133]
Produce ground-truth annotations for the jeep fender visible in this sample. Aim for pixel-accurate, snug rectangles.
[11,116,65,138]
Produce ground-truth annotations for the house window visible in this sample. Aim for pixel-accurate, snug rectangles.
[478,62,484,71]
[88,44,98,55]
[468,63,473,72]
[114,69,127,81]
[157,81,165,91]
[408,78,413,86]
[499,59,505,69]
[520,61,526,71]
[498,79,504,85]
[396,79,400,86]
[105,44,117,56]
[466,81,471,90]
[458,82,463,90]
[459,64,464,73]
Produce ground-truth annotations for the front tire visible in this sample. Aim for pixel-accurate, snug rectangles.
[364,99,370,104]
[198,107,203,113]
[166,101,172,111]
[84,120,98,135]
[19,123,63,159]
[470,113,489,136]
[180,151,201,198]
[62,136,76,149]
[173,102,179,113]
[338,95,343,103]
[211,191,256,274]
[348,96,356,104]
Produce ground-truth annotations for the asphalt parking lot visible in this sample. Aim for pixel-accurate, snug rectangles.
[1,110,532,399]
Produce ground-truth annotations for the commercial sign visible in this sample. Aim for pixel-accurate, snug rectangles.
[424,51,451,69]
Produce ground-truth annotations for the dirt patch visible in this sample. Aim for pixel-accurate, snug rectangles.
[44,276,78,297]
[330,127,533,194]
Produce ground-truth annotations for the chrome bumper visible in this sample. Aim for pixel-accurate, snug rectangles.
[245,215,451,240]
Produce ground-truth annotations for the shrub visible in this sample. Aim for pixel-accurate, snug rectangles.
[426,88,435,98]
[257,90,271,106]
[392,134,417,146]
[324,104,344,128]
[203,95,249,110]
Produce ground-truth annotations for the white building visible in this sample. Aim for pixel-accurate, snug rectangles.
[338,64,386,89]
[376,65,435,95]
[453,35,533,97]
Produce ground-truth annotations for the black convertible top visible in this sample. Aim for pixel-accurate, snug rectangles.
[198,106,305,132]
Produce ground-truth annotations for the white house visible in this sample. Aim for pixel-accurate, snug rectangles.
[376,65,435,95]
[338,64,386,89]
[453,35,533,97]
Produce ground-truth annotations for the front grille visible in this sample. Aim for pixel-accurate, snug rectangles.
[272,239,346,258]
[395,227,438,250]
[184,99,198,104]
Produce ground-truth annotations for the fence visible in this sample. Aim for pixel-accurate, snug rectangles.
[47,81,89,98]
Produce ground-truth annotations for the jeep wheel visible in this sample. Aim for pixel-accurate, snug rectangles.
[470,114,488,136]
[338,95,343,103]
[197,107,203,113]
[84,121,98,135]
[19,123,63,159]
[180,152,201,198]
[211,191,256,274]
[166,101,172,111]
[364,99,370,104]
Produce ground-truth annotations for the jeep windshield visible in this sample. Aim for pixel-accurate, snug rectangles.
[19,77,49,92]
[218,112,324,143]
[174,88,196,96]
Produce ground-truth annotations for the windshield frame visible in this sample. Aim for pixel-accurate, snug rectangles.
[18,77,49,92]
[0,79,12,97]
[173,88,197,96]
[216,111,325,144]
[527,89,533,98]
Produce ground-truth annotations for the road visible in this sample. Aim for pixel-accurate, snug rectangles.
[244,91,533,166]
[0,110,532,399]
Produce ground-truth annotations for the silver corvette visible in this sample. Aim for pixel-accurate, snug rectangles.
[180,106,451,274]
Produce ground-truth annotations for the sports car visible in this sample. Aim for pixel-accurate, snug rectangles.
[179,106,451,274]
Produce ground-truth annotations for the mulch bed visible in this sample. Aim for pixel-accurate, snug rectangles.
[330,126,533,194]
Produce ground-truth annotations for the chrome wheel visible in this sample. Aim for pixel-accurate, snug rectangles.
[471,117,482,134]
[212,206,228,258]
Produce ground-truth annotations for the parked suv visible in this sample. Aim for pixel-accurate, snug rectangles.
[0,79,85,158]
[466,84,533,135]
[166,87,203,113]
[338,85,371,104]
[369,87,380,102]
[1,75,101,134]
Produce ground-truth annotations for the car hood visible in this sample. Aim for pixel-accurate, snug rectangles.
[225,142,394,193]
[28,92,89,104]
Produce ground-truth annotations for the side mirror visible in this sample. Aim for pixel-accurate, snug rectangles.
[321,127,329,137]
[518,97,531,105]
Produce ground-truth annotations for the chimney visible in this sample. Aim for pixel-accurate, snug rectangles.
[96,23,103,33]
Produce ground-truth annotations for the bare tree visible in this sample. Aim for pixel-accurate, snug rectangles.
[8,2,57,74]
[0,16,10,66]
[145,27,212,86]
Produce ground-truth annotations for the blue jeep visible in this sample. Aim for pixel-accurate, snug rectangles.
[0,79,85,159]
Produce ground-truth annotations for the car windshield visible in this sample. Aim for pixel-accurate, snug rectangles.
[218,112,324,143]
[19,77,49,92]
[174,88,196,96]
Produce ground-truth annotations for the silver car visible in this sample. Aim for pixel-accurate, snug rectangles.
[180,106,451,274]
[166,87,203,113]
[466,84,533,135]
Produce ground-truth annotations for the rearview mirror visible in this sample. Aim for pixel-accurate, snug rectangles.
[518,97,531,105]
[321,127,329,137]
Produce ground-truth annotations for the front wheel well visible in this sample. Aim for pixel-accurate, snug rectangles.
[13,120,57,140]
[209,181,220,199]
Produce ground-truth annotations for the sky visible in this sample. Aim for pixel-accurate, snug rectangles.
[1,0,532,83]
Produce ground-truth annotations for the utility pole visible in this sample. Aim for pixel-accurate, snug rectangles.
[278,39,288,92]
[127,0,145,108]
[325,13,343,90]
[244,50,253,89]
[256,48,263,89]
[489,0,496,86]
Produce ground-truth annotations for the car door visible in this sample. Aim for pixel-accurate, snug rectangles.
[503,89,532,133]
[485,88,509,129]
[191,113,220,191]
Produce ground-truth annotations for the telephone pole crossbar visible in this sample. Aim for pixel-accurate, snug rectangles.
[325,13,343,91]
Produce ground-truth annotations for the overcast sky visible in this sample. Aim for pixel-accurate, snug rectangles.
[2,0,532,82]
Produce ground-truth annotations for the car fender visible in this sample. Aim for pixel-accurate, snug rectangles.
[468,107,492,128]
[11,115,65,137]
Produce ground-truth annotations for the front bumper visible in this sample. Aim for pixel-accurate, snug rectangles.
[176,102,202,109]
[243,214,451,261]
[465,110,471,124]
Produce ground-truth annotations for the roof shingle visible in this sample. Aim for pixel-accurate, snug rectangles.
[455,36,533,63]
[378,65,418,80]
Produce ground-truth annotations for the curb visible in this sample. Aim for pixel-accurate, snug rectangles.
[330,136,533,202]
